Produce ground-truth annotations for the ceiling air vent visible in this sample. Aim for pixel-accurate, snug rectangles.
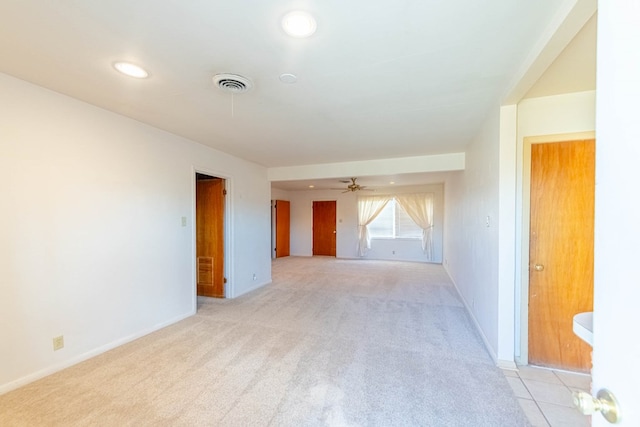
[213,73,253,93]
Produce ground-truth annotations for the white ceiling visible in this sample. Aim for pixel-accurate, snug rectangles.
[0,1,595,190]
[525,13,596,99]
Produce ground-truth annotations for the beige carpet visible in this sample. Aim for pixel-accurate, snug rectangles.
[0,257,530,426]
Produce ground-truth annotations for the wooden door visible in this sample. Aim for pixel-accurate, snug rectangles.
[528,139,595,371]
[312,201,336,256]
[196,177,225,298]
[275,200,290,258]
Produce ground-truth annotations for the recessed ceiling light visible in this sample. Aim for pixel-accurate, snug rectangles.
[113,62,149,79]
[279,73,298,84]
[308,185,315,188]
[390,181,395,185]
[282,11,317,38]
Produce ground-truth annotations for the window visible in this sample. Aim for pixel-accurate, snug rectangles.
[357,192,434,259]
[368,198,422,239]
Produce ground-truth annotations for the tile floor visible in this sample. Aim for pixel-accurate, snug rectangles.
[502,365,592,426]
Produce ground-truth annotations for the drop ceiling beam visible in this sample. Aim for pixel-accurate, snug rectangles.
[267,153,465,182]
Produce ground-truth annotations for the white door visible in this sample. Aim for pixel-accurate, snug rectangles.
[591,1,640,425]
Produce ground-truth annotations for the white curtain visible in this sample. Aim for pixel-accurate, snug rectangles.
[395,193,434,260]
[357,195,391,256]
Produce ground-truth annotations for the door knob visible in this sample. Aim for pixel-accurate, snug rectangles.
[534,264,544,271]
[573,389,621,424]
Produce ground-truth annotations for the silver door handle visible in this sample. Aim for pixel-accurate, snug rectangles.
[573,389,621,424]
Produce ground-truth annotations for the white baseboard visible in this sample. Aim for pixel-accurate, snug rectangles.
[497,360,518,370]
[444,268,502,366]
[0,310,194,395]
[233,279,272,298]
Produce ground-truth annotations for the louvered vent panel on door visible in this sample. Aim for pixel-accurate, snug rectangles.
[197,257,214,285]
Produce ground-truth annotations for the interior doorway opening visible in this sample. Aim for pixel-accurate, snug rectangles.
[195,172,226,298]
[528,139,594,372]
[518,133,595,372]
[272,200,290,258]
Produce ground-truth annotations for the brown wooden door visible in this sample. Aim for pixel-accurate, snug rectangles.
[313,201,336,256]
[275,200,290,258]
[196,177,225,298]
[528,139,594,372]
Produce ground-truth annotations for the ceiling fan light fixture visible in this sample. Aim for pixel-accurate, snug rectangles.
[282,11,317,38]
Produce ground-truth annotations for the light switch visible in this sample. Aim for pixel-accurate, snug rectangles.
[181,216,187,227]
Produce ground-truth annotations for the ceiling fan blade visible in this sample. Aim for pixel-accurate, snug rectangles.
[330,177,366,192]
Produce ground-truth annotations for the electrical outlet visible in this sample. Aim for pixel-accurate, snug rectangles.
[252,273,257,281]
[181,216,187,227]
[52,335,64,351]
[392,250,396,255]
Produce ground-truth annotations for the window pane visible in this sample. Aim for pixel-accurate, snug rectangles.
[395,203,422,238]
[368,201,394,237]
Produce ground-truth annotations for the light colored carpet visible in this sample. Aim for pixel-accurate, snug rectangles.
[0,257,530,426]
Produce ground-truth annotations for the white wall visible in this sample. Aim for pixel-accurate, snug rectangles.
[271,188,290,201]
[272,184,444,263]
[0,73,272,393]
[444,108,501,361]
[518,91,595,137]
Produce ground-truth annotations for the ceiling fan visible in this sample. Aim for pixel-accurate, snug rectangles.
[331,177,373,193]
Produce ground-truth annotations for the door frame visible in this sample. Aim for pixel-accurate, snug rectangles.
[192,167,233,306]
[517,131,595,366]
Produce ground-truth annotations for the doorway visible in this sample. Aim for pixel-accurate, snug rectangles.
[526,138,595,372]
[195,173,226,298]
[312,200,336,256]
[273,200,290,258]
